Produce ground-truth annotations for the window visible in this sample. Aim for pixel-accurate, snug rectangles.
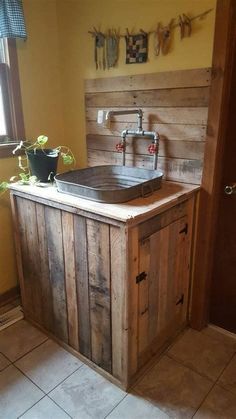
[0,38,25,158]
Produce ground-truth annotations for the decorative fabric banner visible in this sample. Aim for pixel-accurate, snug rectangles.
[0,0,27,39]
[106,34,119,69]
[125,33,148,64]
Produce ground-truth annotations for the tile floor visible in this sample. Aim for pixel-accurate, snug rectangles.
[0,320,236,418]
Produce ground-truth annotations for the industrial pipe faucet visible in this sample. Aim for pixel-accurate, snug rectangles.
[105,109,160,170]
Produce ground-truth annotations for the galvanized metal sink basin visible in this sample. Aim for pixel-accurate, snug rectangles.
[55,165,163,203]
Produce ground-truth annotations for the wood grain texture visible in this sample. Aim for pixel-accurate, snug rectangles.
[16,198,42,323]
[137,216,190,368]
[138,201,188,240]
[85,70,210,185]
[87,121,206,142]
[87,135,205,160]
[85,87,210,108]
[86,218,112,372]
[127,226,139,377]
[86,107,209,125]
[85,68,211,93]
[73,214,91,358]
[11,186,196,389]
[35,203,53,332]
[110,226,128,382]
[10,182,199,226]
[62,211,79,350]
[45,206,68,343]
[138,237,150,356]
[10,194,26,308]
[87,150,203,184]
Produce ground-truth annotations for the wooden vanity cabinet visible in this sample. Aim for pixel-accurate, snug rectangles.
[10,188,196,389]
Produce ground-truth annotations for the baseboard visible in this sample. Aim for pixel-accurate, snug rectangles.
[207,323,236,340]
[0,305,24,331]
[0,285,20,307]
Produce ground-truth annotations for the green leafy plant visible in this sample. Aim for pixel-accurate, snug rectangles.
[0,134,75,195]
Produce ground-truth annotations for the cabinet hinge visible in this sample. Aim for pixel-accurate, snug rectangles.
[179,223,188,235]
[176,294,184,305]
[136,271,147,284]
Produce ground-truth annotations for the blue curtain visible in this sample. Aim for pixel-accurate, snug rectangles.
[0,0,27,39]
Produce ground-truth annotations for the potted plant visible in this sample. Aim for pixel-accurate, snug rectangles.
[0,134,75,194]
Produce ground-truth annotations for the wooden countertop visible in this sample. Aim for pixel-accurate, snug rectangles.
[10,181,199,225]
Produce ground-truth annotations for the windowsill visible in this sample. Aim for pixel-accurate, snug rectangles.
[0,142,20,158]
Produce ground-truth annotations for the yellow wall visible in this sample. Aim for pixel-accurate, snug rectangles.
[0,0,216,295]
[0,0,65,294]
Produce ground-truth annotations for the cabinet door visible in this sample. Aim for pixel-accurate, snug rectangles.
[138,216,190,367]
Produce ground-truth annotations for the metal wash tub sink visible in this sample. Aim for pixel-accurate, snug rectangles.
[55,165,163,203]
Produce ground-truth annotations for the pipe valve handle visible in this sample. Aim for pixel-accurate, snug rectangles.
[116,142,126,153]
[148,143,158,154]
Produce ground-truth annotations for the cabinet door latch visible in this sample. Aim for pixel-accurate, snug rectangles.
[136,271,147,284]
[179,223,188,235]
[176,294,184,305]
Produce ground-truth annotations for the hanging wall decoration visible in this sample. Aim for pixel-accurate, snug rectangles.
[106,30,119,68]
[178,14,192,39]
[125,30,148,64]
[154,19,174,56]
[89,28,120,70]
[88,7,213,70]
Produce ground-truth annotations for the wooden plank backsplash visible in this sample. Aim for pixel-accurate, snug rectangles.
[85,68,211,185]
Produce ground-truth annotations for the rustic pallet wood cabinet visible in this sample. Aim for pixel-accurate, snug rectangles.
[10,183,197,389]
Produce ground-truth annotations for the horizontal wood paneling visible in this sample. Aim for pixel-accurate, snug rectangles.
[87,122,206,141]
[85,68,211,93]
[86,87,210,108]
[87,135,205,160]
[85,68,210,185]
[86,107,209,125]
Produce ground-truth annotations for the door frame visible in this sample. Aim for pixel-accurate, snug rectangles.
[190,0,236,330]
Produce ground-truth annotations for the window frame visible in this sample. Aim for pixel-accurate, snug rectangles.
[0,38,25,158]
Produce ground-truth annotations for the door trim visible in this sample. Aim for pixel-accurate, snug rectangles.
[190,0,236,329]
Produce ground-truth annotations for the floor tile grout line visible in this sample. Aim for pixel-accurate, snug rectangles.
[14,361,83,396]
[103,393,128,419]
[128,328,201,391]
[45,395,73,419]
[0,363,11,373]
[13,363,48,395]
[191,352,236,417]
[13,363,81,418]
[215,381,236,398]
[130,388,173,419]
[16,394,46,419]
[215,350,236,385]
[191,380,216,418]
[0,335,49,365]
[130,327,190,389]
[166,352,230,383]
[11,336,49,363]
[16,393,73,419]
[46,364,83,395]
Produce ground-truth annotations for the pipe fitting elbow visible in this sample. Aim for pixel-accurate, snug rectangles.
[121,129,128,139]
